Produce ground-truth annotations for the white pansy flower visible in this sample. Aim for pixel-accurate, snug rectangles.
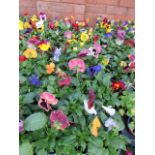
[104,118,117,131]
[102,105,116,116]
[36,20,44,29]
[84,99,97,115]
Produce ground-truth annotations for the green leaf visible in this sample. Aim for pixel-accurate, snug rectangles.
[24,112,47,131]
[19,142,33,155]
[102,73,112,86]
[23,92,36,104]
[37,149,47,155]
[110,136,126,150]
[19,74,26,84]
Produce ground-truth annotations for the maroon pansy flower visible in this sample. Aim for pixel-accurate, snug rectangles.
[50,110,70,130]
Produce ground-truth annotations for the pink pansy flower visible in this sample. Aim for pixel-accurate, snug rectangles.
[68,58,86,73]
[64,31,73,39]
[78,49,90,58]
[94,43,102,54]
[125,150,133,155]
[50,110,70,130]
[19,120,24,133]
[129,61,135,70]
[58,77,72,87]
[48,21,55,29]
[38,92,58,112]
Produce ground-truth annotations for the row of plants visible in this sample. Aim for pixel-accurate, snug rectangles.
[19,12,135,155]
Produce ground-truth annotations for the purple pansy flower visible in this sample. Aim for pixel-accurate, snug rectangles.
[53,48,61,62]
[28,74,41,87]
[105,33,112,38]
[86,65,102,77]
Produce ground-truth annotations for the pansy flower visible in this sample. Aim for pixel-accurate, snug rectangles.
[112,81,126,91]
[68,58,86,73]
[91,116,101,137]
[28,36,40,46]
[86,65,102,77]
[55,68,67,78]
[64,31,73,39]
[115,27,126,45]
[105,32,113,38]
[80,32,89,42]
[19,55,27,62]
[104,118,117,131]
[50,110,70,130]
[53,48,61,62]
[78,49,90,58]
[93,35,99,43]
[19,120,24,133]
[39,12,47,22]
[125,39,135,48]
[46,62,55,74]
[72,22,79,31]
[38,92,58,112]
[23,48,37,58]
[48,21,55,29]
[19,20,24,31]
[58,77,72,87]
[84,90,97,115]
[28,74,41,87]
[128,54,135,61]
[102,105,116,116]
[38,41,51,52]
[125,150,133,155]
[129,61,135,70]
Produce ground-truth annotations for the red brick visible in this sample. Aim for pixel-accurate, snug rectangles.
[74,5,85,14]
[86,0,119,6]
[19,7,37,16]
[106,6,127,15]
[19,0,36,8]
[61,0,85,4]
[19,0,135,21]
[86,4,106,14]
[120,0,135,7]
[127,8,135,16]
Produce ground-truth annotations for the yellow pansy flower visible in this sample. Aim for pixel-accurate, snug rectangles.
[55,21,59,27]
[19,20,24,31]
[23,48,37,58]
[38,42,50,52]
[100,22,104,28]
[31,15,38,22]
[104,24,111,33]
[36,24,44,32]
[91,116,101,137]
[24,22,31,29]
[81,32,89,42]
[120,61,127,67]
[46,62,55,74]
[80,42,84,48]
[102,58,109,66]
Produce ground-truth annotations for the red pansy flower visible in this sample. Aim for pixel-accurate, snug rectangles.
[19,55,27,62]
[112,81,126,91]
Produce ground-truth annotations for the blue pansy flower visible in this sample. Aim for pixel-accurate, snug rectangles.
[86,65,102,77]
[105,33,112,38]
[53,48,61,62]
[28,74,41,87]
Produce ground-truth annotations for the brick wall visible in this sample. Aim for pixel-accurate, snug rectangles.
[19,0,135,21]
